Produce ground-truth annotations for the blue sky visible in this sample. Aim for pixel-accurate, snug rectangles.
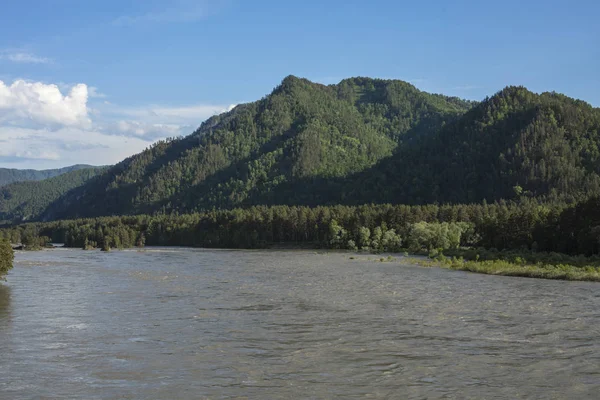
[0,0,598,169]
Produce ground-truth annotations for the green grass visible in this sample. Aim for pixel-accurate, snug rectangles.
[411,255,600,282]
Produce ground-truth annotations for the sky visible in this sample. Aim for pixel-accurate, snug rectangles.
[0,0,598,169]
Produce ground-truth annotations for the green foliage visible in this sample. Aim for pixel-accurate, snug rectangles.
[83,238,97,250]
[371,226,383,252]
[0,238,13,279]
[328,220,348,249]
[406,222,470,252]
[358,226,371,250]
[20,225,50,250]
[2,199,600,259]
[0,164,94,188]
[416,256,600,282]
[0,167,106,223]
[344,87,600,205]
[381,229,403,252]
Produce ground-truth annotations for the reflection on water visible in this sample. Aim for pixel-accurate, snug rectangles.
[1,248,599,399]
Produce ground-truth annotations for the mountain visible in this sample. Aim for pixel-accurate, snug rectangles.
[37,75,473,220]
[0,164,94,187]
[0,167,106,223]
[2,76,599,223]
[339,86,600,205]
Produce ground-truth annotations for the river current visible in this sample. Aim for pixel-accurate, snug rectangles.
[1,248,599,399]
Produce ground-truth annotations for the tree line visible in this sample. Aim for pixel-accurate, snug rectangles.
[2,197,600,256]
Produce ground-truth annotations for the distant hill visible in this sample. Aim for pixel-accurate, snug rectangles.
[0,167,107,223]
[0,164,94,187]
[1,75,599,223]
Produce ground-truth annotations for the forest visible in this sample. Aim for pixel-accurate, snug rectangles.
[3,197,600,280]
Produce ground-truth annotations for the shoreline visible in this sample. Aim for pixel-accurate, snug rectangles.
[410,257,600,282]
[14,245,600,282]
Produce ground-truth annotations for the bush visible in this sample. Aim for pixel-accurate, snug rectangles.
[328,220,348,249]
[0,239,14,279]
[407,222,473,252]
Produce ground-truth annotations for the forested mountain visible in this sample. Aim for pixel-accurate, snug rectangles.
[0,164,93,187]
[1,76,599,223]
[279,86,600,205]
[0,167,106,223]
[342,86,600,204]
[38,76,474,220]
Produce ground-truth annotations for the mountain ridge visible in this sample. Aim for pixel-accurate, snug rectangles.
[0,164,96,188]
[39,75,473,220]
[0,167,107,223]
[0,75,598,223]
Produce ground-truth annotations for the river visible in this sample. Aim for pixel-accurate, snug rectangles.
[1,248,599,399]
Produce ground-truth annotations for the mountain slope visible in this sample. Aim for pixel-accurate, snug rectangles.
[338,86,600,205]
[0,164,94,187]
[9,76,599,223]
[0,167,107,222]
[39,75,472,219]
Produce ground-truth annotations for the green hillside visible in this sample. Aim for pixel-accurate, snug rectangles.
[39,76,472,219]
[0,164,94,187]
[2,76,598,224]
[341,86,600,204]
[0,167,107,223]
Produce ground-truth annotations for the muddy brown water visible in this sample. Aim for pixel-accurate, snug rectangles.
[1,248,599,399]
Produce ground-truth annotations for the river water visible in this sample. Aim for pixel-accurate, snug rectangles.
[0,248,599,399]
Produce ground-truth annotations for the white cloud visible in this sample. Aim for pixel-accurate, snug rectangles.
[0,51,52,64]
[0,77,238,168]
[0,80,91,128]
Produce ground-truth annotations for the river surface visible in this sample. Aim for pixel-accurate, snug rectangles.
[1,248,599,399]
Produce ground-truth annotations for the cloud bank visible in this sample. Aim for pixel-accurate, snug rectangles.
[0,79,235,169]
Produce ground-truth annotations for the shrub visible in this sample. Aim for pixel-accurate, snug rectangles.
[0,239,14,279]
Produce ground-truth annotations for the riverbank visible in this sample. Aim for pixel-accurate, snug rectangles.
[11,242,600,282]
[3,201,600,282]
[343,250,600,282]
[277,244,600,282]
[410,255,600,282]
